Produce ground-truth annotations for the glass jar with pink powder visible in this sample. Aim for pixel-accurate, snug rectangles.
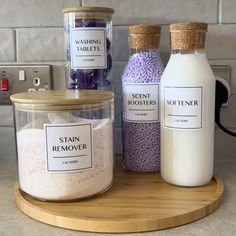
[11,90,114,201]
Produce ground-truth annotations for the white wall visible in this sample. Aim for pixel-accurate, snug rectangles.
[0,0,236,159]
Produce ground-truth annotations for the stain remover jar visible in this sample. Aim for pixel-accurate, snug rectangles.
[11,90,114,201]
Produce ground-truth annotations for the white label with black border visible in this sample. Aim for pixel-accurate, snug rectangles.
[164,86,203,129]
[123,83,159,122]
[44,123,93,172]
[70,27,107,69]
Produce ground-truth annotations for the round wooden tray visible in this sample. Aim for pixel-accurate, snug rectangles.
[15,161,224,233]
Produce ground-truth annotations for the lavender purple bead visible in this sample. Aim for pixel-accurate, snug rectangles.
[123,51,163,83]
[122,50,164,172]
[123,122,160,172]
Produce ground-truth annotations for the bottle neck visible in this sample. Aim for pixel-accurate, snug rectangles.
[129,48,160,56]
[171,48,205,55]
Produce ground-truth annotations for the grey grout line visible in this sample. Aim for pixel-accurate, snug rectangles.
[2,23,236,29]
[218,0,222,24]
[114,59,236,63]
[12,29,17,62]
[209,58,236,61]
[112,23,225,27]
[1,126,235,130]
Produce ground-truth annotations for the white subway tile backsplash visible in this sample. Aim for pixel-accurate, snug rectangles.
[111,61,125,94]
[0,106,13,126]
[16,28,65,62]
[159,26,171,65]
[220,0,236,23]
[0,0,80,27]
[207,25,236,59]
[0,30,15,62]
[51,63,67,89]
[114,127,122,154]
[113,26,128,61]
[0,0,235,160]
[215,128,236,161]
[0,127,16,160]
[114,95,122,128]
[82,0,218,25]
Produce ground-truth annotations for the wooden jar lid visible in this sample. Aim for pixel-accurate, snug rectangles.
[170,22,208,50]
[63,7,114,14]
[10,90,114,105]
[128,25,161,49]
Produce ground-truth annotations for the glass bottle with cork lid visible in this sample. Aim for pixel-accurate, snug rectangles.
[160,22,215,186]
[122,25,164,173]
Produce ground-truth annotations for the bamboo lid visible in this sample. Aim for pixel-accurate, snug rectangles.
[170,22,208,50]
[63,7,114,14]
[10,90,114,105]
[128,25,161,49]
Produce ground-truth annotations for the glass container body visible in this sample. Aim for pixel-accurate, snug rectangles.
[122,34,164,173]
[13,101,113,201]
[160,48,215,186]
[64,10,113,90]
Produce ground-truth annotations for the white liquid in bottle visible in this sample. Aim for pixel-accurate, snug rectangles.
[160,23,215,187]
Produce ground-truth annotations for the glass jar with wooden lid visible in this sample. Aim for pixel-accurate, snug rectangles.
[11,90,114,201]
[63,7,114,90]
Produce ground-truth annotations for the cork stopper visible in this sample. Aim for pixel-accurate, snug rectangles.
[128,25,161,49]
[170,22,208,50]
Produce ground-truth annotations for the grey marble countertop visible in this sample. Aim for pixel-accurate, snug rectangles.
[1,132,236,236]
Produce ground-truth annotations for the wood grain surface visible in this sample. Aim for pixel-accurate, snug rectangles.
[14,158,224,233]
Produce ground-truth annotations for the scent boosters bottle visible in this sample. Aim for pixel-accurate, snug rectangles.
[122,25,164,172]
[160,23,215,186]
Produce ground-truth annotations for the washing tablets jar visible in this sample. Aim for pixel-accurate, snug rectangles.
[63,7,114,90]
[11,90,114,201]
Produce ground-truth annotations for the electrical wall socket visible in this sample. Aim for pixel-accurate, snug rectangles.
[0,64,53,104]
[211,65,231,106]
[211,65,231,85]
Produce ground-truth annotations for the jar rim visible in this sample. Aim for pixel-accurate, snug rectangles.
[10,90,114,105]
[63,7,114,14]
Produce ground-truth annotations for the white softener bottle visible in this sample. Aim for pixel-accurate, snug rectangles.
[160,23,215,187]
